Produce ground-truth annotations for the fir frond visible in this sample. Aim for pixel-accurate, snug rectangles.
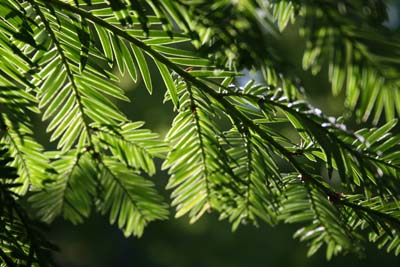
[0,147,56,267]
[163,81,231,222]
[97,158,168,237]
[29,151,97,224]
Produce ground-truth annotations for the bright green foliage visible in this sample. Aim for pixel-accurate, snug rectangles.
[0,147,56,266]
[280,0,400,123]
[0,0,400,265]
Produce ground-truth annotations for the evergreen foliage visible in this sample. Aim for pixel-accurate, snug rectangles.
[0,0,400,264]
[0,147,55,266]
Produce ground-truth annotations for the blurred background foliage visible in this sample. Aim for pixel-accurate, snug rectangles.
[44,1,400,265]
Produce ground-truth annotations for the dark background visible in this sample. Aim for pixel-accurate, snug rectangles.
[43,2,400,266]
